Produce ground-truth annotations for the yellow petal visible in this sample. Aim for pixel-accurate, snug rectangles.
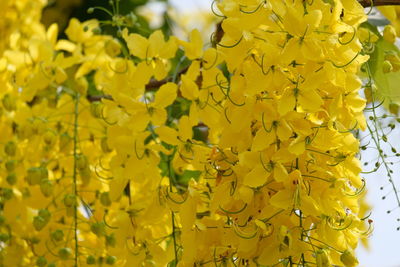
[155,126,179,146]
[154,82,177,108]
[243,166,269,188]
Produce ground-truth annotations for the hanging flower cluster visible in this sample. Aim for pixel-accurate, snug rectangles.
[0,0,375,266]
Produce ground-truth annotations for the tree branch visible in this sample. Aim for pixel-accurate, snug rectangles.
[359,0,400,7]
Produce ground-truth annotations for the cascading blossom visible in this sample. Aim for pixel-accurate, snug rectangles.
[0,0,378,266]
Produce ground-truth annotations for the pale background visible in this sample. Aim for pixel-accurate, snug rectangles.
[153,1,400,266]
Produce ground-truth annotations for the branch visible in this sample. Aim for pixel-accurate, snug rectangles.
[359,0,400,7]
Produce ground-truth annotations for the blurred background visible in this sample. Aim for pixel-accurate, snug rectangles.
[41,0,400,266]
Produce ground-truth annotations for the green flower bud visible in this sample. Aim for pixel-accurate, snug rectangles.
[100,192,112,207]
[40,179,54,197]
[51,229,64,242]
[27,167,47,186]
[6,173,17,185]
[5,160,17,172]
[2,94,16,112]
[125,12,137,27]
[90,222,106,237]
[105,256,116,265]
[106,233,116,247]
[58,247,72,260]
[4,141,17,156]
[86,255,96,265]
[36,256,47,267]
[63,194,77,207]
[38,209,51,222]
[33,216,47,231]
[76,154,88,170]
[2,188,13,200]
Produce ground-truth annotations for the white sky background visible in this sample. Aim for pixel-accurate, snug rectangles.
[165,1,400,266]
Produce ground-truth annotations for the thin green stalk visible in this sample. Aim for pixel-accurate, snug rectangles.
[73,93,80,267]
[171,211,178,265]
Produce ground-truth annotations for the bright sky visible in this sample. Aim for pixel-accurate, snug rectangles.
[167,1,400,266]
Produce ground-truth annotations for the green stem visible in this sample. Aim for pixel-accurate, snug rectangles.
[171,211,178,265]
[73,93,80,267]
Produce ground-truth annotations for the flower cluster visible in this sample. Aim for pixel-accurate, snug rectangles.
[0,0,374,266]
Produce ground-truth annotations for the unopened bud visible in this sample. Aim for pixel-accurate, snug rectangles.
[340,249,358,267]
[383,25,397,44]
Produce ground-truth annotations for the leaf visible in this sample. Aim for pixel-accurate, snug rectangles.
[177,170,201,186]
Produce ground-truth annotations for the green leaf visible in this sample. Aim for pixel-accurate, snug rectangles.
[177,170,201,186]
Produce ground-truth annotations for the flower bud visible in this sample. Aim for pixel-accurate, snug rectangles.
[6,173,17,185]
[33,216,47,231]
[105,256,116,265]
[5,160,17,172]
[38,209,51,222]
[87,255,96,265]
[100,192,112,206]
[383,25,397,44]
[27,167,47,185]
[58,247,72,260]
[91,221,106,237]
[2,188,13,200]
[4,141,17,156]
[63,194,77,207]
[40,179,54,197]
[2,94,16,112]
[51,229,64,242]
[76,154,88,170]
[106,233,116,247]
[36,256,47,267]
[125,12,137,27]
[340,249,358,267]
